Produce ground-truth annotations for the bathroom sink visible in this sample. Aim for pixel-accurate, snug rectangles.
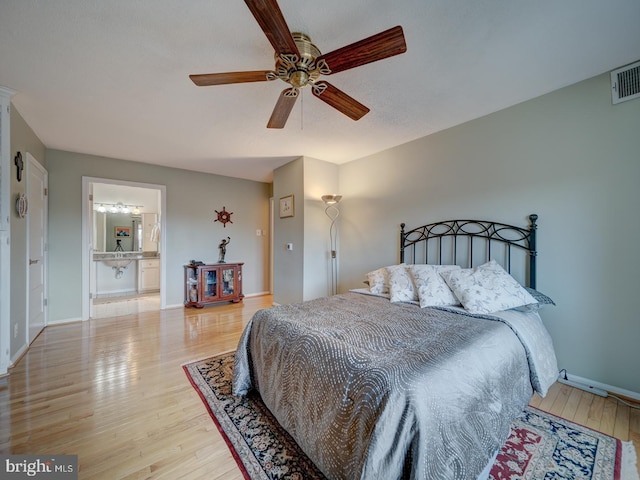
[94,252,139,268]
[101,258,133,268]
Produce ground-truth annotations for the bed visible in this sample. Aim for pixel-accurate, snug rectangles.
[233,215,558,480]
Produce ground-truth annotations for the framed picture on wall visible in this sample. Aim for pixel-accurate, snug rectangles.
[279,195,294,218]
[115,226,131,237]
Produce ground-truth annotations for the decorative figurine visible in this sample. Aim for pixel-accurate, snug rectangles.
[218,236,231,263]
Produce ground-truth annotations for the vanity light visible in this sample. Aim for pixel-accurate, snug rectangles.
[95,202,144,213]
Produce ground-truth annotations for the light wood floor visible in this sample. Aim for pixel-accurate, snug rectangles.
[1,295,638,479]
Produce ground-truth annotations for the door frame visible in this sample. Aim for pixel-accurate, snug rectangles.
[0,86,14,375]
[26,153,48,343]
[81,176,167,320]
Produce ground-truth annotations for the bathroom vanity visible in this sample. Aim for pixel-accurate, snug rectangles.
[93,252,160,296]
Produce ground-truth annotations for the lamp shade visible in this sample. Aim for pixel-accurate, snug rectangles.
[321,194,342,205]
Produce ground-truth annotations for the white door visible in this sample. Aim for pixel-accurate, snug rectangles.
[27,154,47,344]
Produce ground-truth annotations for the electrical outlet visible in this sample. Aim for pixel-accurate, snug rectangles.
[13,323,18,338]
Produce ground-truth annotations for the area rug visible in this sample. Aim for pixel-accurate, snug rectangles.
[184,352,639,480]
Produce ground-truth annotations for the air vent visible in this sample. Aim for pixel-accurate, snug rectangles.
[611,60,640,104]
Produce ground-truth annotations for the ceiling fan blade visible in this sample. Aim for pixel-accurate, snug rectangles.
[317,26,407,75]
[189,71,274,86]
[311,81,370,121]
[267,88,299,128]
[244,0,300,57]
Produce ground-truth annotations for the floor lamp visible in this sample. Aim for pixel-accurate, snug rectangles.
[322,194,342,296]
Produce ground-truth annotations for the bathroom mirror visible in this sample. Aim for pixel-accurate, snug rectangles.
[94,211,142,252]
[94,211,160,253]
[92,183,161,254]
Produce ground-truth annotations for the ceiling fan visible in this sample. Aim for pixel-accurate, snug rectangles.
[189,0,407,128]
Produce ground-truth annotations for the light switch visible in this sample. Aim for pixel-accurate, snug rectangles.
[256,229,261,236]
[286,243,293,250]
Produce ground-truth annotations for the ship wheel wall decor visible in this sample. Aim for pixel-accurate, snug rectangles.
[215,206,233,227]
[189,0,407,128]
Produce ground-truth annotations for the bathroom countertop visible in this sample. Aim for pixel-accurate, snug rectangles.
[93,252,160,260]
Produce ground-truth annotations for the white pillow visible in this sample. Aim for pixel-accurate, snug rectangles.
[387,264,417,303]
[407,264,462,308]
[440,260,537,314]
[366,266,392,295]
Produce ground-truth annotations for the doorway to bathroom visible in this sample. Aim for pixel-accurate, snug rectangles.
[81,177,166,320]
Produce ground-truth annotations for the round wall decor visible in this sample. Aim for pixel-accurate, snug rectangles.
[16,193,28,218]
[214,206,233,227]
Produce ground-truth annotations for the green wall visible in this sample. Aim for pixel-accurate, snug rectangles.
[272,156,340,304]
[338,72,640,394]
[273,158,304,305]
[47,150,271,323]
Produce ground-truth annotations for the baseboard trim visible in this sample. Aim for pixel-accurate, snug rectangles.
[164,303,184,310]
[95,288,137,297]
[9,344,28,369]
[563,372,640,403]
[47,317,84,326]
[245,291,270,298]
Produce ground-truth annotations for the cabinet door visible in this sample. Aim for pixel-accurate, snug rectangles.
[219,266,237,299]
[200,267,218,302]
[139,259,160,292]
[185,267,198,303]
[142,213,158,252]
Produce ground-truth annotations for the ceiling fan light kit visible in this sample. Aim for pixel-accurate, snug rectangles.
[190,0,407,129]
[272,32,327,88]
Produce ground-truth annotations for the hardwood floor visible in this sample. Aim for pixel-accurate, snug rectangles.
[1,295,638,479]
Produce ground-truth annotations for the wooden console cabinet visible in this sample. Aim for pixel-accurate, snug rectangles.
[184,262,244,308]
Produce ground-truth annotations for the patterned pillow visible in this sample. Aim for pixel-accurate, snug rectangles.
[366,266,392,295]
[407,264,462,308]
[387,264,418,303]
[440,260,537,314]
[513,287,556,312]
[525,287,556,306]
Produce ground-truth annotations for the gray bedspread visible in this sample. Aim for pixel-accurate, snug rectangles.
[233,292,557,480]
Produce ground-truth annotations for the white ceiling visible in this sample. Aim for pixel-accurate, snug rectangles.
[1,1,639,183]
[92,183,160,212]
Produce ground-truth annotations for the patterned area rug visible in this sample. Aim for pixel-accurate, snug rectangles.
[184,352,638,480]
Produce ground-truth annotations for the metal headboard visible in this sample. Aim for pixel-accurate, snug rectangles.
[400,214,538,288]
